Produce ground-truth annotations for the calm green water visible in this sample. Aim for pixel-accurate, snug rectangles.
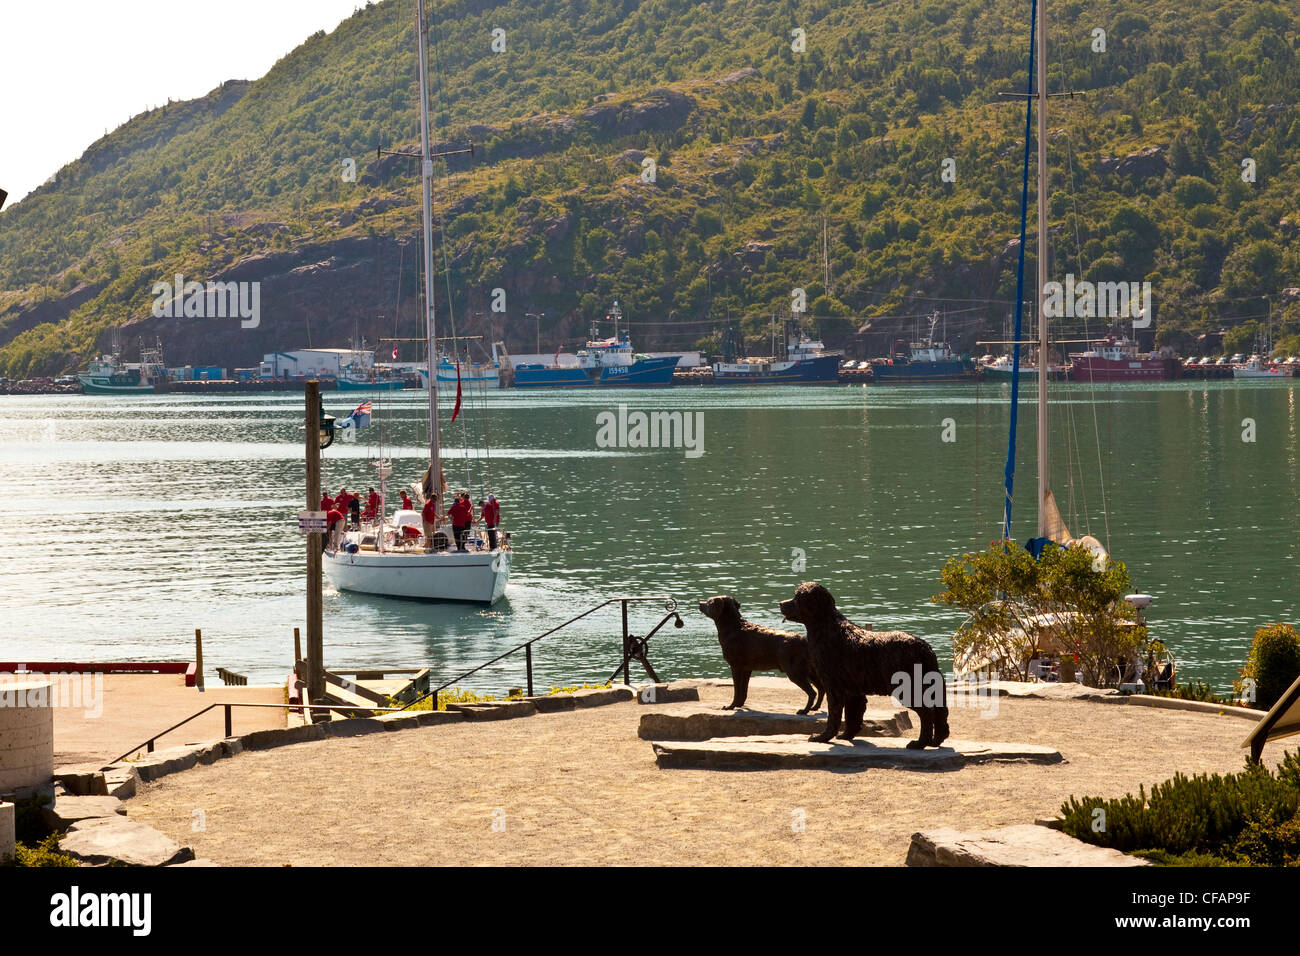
[0,381,1296,693]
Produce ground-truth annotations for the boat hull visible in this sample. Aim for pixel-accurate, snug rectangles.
[77,375,154,394]
[513,356,678,388]
[324,547,510,604]
[336,378,407,391]
[711,354,840,384]
[872,359,979,383]
[418,368,500,387]
[1068,358,1177,382]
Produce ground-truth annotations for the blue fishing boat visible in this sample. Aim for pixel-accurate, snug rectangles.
[711,324,841,385]
[513,301,678,389]
[871,313,979,384]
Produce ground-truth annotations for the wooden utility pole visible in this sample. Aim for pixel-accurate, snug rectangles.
[305,381,324,704]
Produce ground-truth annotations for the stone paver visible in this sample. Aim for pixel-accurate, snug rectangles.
[61,816,194,867]
[907,824,1149,866]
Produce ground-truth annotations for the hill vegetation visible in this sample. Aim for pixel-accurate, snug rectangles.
[1,0,1298,375]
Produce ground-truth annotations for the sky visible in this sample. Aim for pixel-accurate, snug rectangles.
[0,0,366,205]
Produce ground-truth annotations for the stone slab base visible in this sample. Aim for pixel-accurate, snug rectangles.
[639,706,911,741]
[651,735,1063,770]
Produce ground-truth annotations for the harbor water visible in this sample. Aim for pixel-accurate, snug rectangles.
[1,381,1296,694]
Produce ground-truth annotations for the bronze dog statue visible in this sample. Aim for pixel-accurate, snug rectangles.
[780,582,949,749]
[699,595,824,714]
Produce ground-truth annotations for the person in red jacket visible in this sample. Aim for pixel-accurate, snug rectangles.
[421,494,442,551]
[400,491,413,512]
[320,492,335,513]
[325,507,344,551]
[448,491,473,552]
[363,487,380,522]
[480,494,501,550]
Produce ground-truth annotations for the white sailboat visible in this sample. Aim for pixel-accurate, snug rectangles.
[954,0,1136,679]
[323,0,510,604]
[1025,0,1106,561]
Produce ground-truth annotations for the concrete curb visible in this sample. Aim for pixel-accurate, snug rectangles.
[448,700,538,721]
[1123,694,1263,721]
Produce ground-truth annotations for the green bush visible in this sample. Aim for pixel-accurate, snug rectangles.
[933,540,1144,685]
[2,834,79,867]
[1237,623,1300,710]
[1060,751,1300,865]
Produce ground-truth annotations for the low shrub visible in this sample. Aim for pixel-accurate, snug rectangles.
[392,686,523,711]
[547,682,611,695]
[2,834,79,868]
[1147,679,1240,706]
[1060,750,1300,865]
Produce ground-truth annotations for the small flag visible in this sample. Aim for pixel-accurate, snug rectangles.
[391,346,398,360]
[449,354,463,423]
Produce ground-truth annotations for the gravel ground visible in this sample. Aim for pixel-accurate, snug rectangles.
[126,680,1274,866]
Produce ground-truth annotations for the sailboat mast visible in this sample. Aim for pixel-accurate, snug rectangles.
[416,0,441,496]
[1035,0,1050,539]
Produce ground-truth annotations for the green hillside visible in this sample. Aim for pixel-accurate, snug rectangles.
[1,0,1298,376]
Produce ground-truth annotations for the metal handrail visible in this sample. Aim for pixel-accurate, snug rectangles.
[111,595,679,761]
[398,595,679,710]
[109,701,406,765]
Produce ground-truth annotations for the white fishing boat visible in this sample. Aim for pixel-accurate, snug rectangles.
[1233,355,1288,380]
[78,340,166,394]
[416,345,501,388]
[323,0,510,604]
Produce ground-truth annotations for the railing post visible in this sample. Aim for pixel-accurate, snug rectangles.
[224,704,232,738]
[194,628,205,693]
[621,600,630,685]
[525,643,534,697]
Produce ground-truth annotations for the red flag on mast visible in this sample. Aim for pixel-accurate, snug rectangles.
[449,353,463,422]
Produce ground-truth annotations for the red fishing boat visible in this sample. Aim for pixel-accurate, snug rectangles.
[1068,336,1178,382]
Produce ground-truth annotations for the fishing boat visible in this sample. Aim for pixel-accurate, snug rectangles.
[513,300,678,389]
[323,0,509,604]
[78,340,166,395]
[417,343,501,389]
[337,362,408,391]
[871,313,979,383]
[1233,351,1289,380]
[1068,334,1178,382]
[711,323,841,384]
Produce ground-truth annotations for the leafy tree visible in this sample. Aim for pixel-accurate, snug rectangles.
[933,541,1146,685]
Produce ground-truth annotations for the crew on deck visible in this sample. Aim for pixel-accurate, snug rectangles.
[449,492,473,552]
[481,494,501,550]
